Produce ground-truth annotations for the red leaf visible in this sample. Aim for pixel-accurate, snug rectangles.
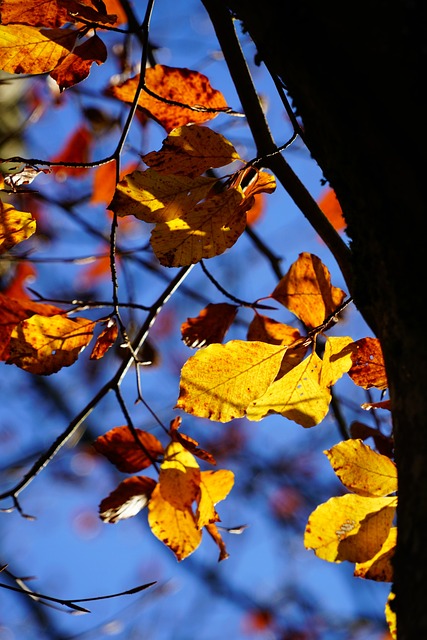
[93,426,164,472]
[99,476,157,523]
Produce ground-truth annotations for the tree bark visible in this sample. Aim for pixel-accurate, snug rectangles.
[221,1,427,637]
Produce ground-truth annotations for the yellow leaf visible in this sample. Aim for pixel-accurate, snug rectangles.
[150,187,246,266]
[109,169,215,223]
[271,252,346,329]
[247,352,331,427]
[176,340,285,423]
[304,493,396,563]
[0,25,77,74]
[196,469,234,528]
[325,439,397,497]
[385,590,397,639]
[148,483,202,561]
[7,314,95,375]
[159,441,200,509]
[142,124,241,178]
[247,314,301,346]
[320,336,355,387]
[354,526,396,581]
[0,201,36,253]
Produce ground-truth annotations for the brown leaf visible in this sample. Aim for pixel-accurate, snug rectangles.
[99,476,157,523]
[89,318,118,360]
[50,33,107,91]
[348,337,388,390]
[110,65,229,132]
[93,426,164,473]
[181,303,238,348]
[205,522,230,561]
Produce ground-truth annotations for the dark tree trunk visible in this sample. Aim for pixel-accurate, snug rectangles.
[220,2,427,637]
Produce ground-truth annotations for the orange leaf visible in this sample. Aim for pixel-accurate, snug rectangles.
[348,337,388,390]
[51,125,92,177]
[93,426,164,473]
[50,33,107,92]
[196,469,234,528]
[0,0,118,27]
[246,193,265,226]
[89,318,118,360]
[99,476,157,524]
[169,417,216,465]
[205,522,230,561]
[110,65,229,132]
[271,252,346,329]
[181,303,238,348]
[6,314,95,374]
[318,187,346,231]
[0,200,36,253]
[247,314,301,346]
[354,526,396,582]
[158,441,200,509]
[0,25,77,74]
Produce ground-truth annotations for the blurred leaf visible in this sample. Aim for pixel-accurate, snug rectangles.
[0,200,36,253]
[318,187,346,231]
[51,126,93,177]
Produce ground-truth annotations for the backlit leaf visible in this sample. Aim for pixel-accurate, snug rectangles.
[318,187,346,231]
[320,336,355,387]
[348,337,388,390]
[50,33,107,92]
[247,352,331,427]
[247,314,301,346]
[150,187,246,266]
[169,417,217,465]
[110,65,229,132]
[205,522,229,561]
[271,252,346,328]
[181,303,238,348]
[354,526,396,581]
[0,201,36,253]
[0,25,77,74]
[109,169,215,223]
[304,493,397,563]
[176,340,285,422]
[385,590,397,639]
[158,442,200,510]
[6,314,95,374]
[89,318,118,360]
[196,469,234,528]
[99,476,157,523]
[325,439,397,497]
[142,124,241,178]
[0,0,118,27]
[93,426,164,473]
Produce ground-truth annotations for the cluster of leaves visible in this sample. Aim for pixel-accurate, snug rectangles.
[0,1,396,636]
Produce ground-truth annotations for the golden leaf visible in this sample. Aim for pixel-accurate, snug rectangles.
[196,469,235,528]
[385,590,397,639]
[150,187,246,266]
[271,252,346,329]
[109,169,215,223]
[0,201,36,254]
[176,340,285,422]
[142,125,241,178]
[7,314,95,374]
[354,526,396,582]
[320,336,355,387]
[325,439,397,497]
[159,442,201,510]
[247,314,301,346]
[110,65,229,132]
[247,352,331,428]
[304,493,397,563]
[0,25,77,74]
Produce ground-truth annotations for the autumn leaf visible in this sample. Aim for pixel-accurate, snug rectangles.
[348,337,388,390]
[0,0,117,27]
[99,476,157,523]
[320,336,355,387]
[109,169,215,223]
[271,252,346,329]
[385,590,397,639]
[6,314,95,374]
[304,493,397,563]
[205,523,230,561]
[110,65,230,132]
[0,200,36,253]
[176,340,285,422]
[325,440,397,497]
[0,25,77,74]
[318,188,346,231]
[50,33,107,92]
[89,318,118,360]
[181,303,238,348]
[51,125,92,177]
[150,187,246,266]
[169,417,217,465]
[158,441,200,509]
[247,314,301,346]
[354,526,396,582]
[93,426,164,473]
[142,124,241,178]
[196,469,234,528]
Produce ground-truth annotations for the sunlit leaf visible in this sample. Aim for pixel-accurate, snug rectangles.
[99,476,157,523]
[318,188,346,232]
[150,187,246,266]
[247,352,331,428]
[169,417,217,465]
[176,340,285,423]
[320,336,355,387]
[109,169,215,223]
[325,439,397,497]
[158,441,200,509]
[271,252,346,328]
[247,314,301,345]
[348,337,388,390]
[0,0,118,27]
[385,590,397,639]
[181,303,238,348]
[93,426,164,473]
[196,469,234,528]
[89,318,119,360]
[50,33,107,92]
[110,65,230,132]
[0,24,77,74]
[6,314,95,374]
[354,526,396,581]
[205,522,229,561]
[304,493,397,563]
[0,200,36,253]
[142,124,241,177]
